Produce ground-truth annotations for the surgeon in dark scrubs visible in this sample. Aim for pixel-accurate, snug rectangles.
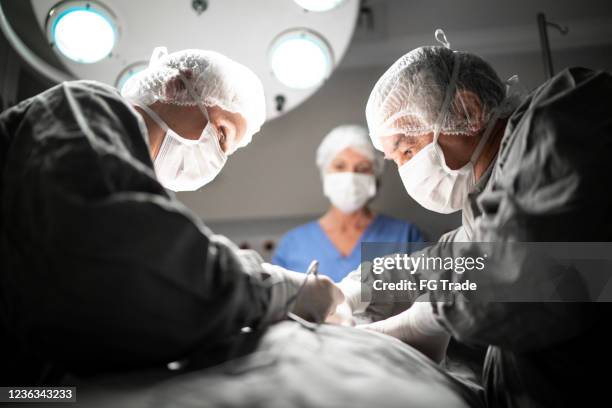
[337,31,612,408]
[0,48,343,384]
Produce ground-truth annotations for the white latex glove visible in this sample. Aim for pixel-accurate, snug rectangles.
[336,266,371,314]
[326,264,375,326]
[261,263,344,324]
[325,301,356,326]
[360,296,450,363]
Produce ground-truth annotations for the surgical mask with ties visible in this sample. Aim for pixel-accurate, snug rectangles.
[136,102,227,192]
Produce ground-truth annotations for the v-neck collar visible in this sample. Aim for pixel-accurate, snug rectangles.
[315,215,381,260]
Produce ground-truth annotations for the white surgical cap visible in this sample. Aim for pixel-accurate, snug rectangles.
[121,47,266,152]
[316,125,385,177]
[365,30,507,151]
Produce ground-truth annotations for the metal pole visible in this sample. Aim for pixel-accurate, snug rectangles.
[537,12,554,79]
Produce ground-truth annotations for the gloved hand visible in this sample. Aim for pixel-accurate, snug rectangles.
[325,301,356,326]
[359,296,450,363]
[325,263,374,327]
[294,273,345,323]
[261,263,344,323]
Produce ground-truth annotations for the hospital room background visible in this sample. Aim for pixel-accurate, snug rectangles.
[1,0,611,262]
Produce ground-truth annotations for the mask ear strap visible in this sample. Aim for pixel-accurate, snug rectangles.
[432,52,461,142]
[469,74,520,162]
[132,101,169,133]
[176,73,229,155]
[431,28,459,142]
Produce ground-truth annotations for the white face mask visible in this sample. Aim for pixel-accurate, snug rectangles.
[137,103,227,192]
[323,172,376,214]
[398,113,498,214]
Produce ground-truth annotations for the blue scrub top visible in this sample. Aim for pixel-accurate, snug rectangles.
[272,214,424,282]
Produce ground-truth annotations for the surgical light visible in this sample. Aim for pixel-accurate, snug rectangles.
[293,0,346,12]
[47,2,117,64]
[115,62,147,93]
[269,30,333,90]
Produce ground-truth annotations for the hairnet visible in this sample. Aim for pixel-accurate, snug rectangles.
[366,30,507,150]
[316,125,385,177]
[121,48,266,152]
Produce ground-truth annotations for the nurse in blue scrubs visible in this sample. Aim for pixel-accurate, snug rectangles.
[273,125,424,282]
